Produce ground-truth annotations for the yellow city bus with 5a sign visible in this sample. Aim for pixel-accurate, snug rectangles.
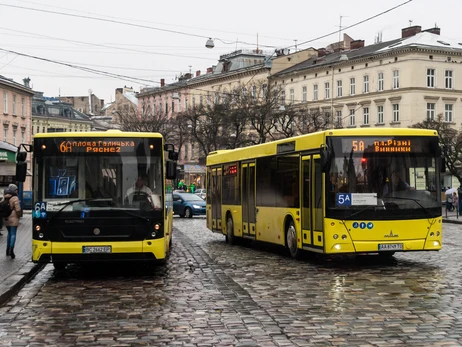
[206,128,443,259]
[15,130,179,269]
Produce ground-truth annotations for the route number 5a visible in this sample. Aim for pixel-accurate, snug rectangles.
[336,193,352,206]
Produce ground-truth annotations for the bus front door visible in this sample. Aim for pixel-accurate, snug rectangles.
[301,155,324,252]
[242,162,256,238]
[211,167,222,232]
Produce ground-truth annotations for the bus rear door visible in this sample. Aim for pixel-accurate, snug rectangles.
[211,167,222,232]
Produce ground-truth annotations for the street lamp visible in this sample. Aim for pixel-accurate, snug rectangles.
[205,38,215,49]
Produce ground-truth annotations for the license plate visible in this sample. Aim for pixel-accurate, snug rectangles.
[82,246,112,254]
[378,243,403,251]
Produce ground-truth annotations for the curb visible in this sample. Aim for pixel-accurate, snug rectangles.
[443,219,462,225]
[0,262,45,307]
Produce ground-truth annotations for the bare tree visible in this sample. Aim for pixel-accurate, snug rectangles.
[410,113,462,185]
[294,107,331,134]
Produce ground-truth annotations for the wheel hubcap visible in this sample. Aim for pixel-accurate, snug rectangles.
[287,225,296,253]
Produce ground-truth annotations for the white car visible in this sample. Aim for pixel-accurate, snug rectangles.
[195,189,206,200]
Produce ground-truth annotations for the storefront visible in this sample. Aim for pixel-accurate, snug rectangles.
[184,164,206,189]
[0,141,17,197]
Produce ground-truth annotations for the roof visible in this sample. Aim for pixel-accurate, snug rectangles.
[0,75,35,95]
[101,102,115,111]
[274,32,462,77]
[123,91,138,106]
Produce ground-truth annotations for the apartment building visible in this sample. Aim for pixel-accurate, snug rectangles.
[271,25,462,129]
[0,76,34,192]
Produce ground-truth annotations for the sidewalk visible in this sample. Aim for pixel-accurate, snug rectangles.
[442,208,462,224]
[0,213,44,306]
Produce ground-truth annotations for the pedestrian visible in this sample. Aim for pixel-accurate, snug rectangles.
[1,184,22,259]
[453,192,459,214]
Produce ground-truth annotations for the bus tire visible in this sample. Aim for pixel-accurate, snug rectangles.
[184,207,192,218]
[226,215,236,245]
[286,220,302,259]
[53,261,67,271]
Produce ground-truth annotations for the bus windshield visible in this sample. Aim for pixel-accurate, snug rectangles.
[34,137,164,213]
[326,136,441,220]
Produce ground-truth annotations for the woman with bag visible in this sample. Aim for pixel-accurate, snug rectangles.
[1,184,22,259]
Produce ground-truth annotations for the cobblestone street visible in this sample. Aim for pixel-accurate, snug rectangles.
[0,218,462,346]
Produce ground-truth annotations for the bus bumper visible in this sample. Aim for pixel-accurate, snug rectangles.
[32,239,167,263]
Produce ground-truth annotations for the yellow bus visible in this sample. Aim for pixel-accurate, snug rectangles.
[15,130,178,269]
[206,128,443,259]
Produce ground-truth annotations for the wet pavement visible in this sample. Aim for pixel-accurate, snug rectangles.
[0,216,461,346]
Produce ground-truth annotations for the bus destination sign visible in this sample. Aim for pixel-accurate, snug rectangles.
[343,139,412,153]
[59,140,136,153]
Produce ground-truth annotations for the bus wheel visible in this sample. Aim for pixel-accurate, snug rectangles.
[185,207,193,218]
[226,215,236,245]
[286,221,302,259]
[53,262,67,271]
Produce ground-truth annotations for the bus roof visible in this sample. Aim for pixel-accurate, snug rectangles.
[33,130,164,139]
[207,127,438,165]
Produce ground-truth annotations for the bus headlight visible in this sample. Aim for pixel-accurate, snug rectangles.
[333,234,339,239]
[154,223,160,230]
[38,233,44,239]
[342,234,347,240]
[430,232,434,237]
[35,225,41,231]
[437,231,440,236]
[151,231,157,237]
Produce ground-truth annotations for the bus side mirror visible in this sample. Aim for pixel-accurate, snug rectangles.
[320,145,332,173]
[16,151,28,182]
[166,161,177,180]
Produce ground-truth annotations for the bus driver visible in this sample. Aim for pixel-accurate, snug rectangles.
[125,176,153,202]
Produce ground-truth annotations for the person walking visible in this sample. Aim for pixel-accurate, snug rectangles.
[453,192,459,215]
[1,184,22,259]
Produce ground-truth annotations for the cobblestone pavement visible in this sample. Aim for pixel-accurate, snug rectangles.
[0,217,462,346]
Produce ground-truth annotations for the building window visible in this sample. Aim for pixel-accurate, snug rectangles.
[349,109,355,126]
[280,90,285,105]
[377,105,384,123]
[199,95,203,106]
[393,70,399,89]
[337,80,342,97]
[36,126,39,134]
[313,84,318,101]
[43,126,46,133]
[336,110,342,127]
[289,88,294,104]
[350,78,355,95]
[171,101,174,113]
[427,68,435,88]
[3,126,7,141]
[302,86,307,102]
[363,75,369,93]
[445,70,453,89]
[324,82,330,99]
[445,104,453,122]
[185,97,188,110]
[178,99,181,112]
[21,130,25,143]
[165,102,168,114]
[252,85,257,101]
[392,104,400,122]
[12,127,17,145]
[363,107,369,125]
[427,103,435,120]
[12,95,16,115]
[378,72,384,91]
[3,91,7,113]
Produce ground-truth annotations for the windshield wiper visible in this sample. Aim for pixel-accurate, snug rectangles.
[342,204,382,220]
[46,198,97,223]
[382,196,434,217]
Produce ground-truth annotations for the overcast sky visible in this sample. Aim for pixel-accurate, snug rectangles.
[0,0,460,104]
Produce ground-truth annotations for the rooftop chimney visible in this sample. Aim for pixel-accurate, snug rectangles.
[196,70,201,77]
[206,67,213,74]
[350,40,365,50]
[402,25,422,38]
[23,77,31,88]
[423,27,441,35]
[160,79,165,87]
[317,48,327,57]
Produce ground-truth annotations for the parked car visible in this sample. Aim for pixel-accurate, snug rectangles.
[173,192,206,218]
[195,189,206,200]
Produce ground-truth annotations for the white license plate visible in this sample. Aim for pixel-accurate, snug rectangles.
[82,246,112,254]
[378,243,403,251]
